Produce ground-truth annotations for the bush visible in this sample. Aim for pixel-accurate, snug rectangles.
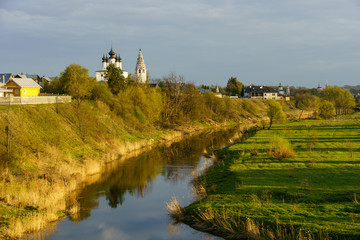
[319,100,335,119]
[269,135,296,159]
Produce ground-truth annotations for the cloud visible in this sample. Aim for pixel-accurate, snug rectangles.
[2,0,360,87]
[98,224,131,240]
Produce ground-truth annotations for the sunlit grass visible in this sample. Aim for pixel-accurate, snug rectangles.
[184,113,360,239]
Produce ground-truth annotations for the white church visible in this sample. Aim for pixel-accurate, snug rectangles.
[96,44,147,83]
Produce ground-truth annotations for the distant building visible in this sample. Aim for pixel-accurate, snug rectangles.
[244,85,280,100]
[135,49,147,83]
[214,85,222,98]
[38,76,53,87]
[14,74,27,78]
[278,83,285,95]
[96,43,129,82]
[317,82,323,93]
[0,73,14,85]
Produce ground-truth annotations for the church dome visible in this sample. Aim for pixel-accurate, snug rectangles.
[109,48,115,58]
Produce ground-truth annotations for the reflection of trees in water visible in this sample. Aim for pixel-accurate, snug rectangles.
[72,128,241,223]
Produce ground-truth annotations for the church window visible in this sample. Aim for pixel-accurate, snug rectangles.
[139,69,141,73]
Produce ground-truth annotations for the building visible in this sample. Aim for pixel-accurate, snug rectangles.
[96,44,129,82]
[278,83,285,95]
[5,78,41,97]
[0,73,14,85]
[244,85,279,100]
[135,49,147,83]
[37,76,53,87]
[0,87,12,97]
[317,82,323,93]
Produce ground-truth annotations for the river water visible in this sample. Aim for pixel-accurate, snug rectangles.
[26,128,246,240]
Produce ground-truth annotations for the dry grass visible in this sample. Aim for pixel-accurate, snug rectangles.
[192,184,207,201]
[5,210,60,239]
[190,207,330,240]
[166,196,184,222]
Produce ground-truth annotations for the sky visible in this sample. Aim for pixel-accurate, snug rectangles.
[1,0,360,88]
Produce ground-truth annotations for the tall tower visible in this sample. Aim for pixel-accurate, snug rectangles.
[135,49,147,83]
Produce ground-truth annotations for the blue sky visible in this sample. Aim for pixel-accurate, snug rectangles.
[1,0,360,87]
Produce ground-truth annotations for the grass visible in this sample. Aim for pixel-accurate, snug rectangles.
[183,113,360,239]
[0,99,302,238]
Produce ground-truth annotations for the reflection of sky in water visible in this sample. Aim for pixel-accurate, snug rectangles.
[48,175,221,240]
[41,129,245,240]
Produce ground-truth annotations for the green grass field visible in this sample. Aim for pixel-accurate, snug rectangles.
[184,113,360,239]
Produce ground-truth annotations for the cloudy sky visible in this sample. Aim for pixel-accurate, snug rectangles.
[1,0,360,87]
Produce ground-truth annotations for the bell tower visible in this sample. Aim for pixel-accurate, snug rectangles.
[135,49,147,83]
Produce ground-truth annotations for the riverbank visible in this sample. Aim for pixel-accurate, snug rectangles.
[0,98,287,239]
[180,113,360,239]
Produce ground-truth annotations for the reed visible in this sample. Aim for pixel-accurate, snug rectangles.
[166,196,184,222]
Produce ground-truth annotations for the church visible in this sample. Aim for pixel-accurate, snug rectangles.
[96,44,147,83]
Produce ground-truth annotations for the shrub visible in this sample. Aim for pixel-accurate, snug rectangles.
[269,135,296,159]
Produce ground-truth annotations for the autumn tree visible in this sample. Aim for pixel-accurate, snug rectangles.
[321,86,355,115]
[226,77,243,96]
[267,99,286,129]
[295,93,320,120]
[59,64,96,107]
[106,64,126,95]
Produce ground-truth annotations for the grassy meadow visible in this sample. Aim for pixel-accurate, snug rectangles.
[182,113,360,239]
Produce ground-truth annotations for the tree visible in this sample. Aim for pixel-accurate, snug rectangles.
[295,93,320,120]
[161,72,185,123]
[319,100,335,119]
[226,77,243,96]
[267,99,285,129]
[321,86,355,115]
[106,64,126,95]
[59,64,95,106]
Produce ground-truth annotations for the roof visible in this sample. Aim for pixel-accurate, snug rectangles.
[7,78,42,88]
[14,74,27,78]
[0,73,13,83]
[245,85,277,93]
[41,76,52,82]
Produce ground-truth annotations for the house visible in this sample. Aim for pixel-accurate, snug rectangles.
[244,85,279,100]
[0,73,14,85]
[38,76,53,87]
[0,87,12,97]
[4,78,42,97]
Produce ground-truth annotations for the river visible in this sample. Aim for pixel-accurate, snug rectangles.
[24,127,248,240]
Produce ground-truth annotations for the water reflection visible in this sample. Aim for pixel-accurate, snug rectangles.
[39,127,248,240]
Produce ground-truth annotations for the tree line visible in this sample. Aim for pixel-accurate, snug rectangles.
[42,64,256,130]
[294,86,356,119]
[44,63,356,129]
